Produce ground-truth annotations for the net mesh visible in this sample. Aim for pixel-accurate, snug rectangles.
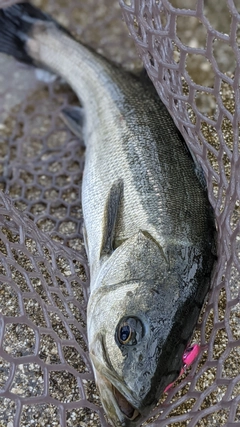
[0,0,239,426]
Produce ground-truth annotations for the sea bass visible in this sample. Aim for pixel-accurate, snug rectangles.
[0,3,216,426]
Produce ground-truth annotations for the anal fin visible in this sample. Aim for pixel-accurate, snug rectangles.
[60,106,85,141]
[100,179,123,257]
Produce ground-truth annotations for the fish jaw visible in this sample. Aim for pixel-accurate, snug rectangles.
[89,331,181,426]
[91,344,203,425]
[90,354,143,427]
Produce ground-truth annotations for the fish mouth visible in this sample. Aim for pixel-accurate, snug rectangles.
[89,340,142,424]
[113,385,140,422]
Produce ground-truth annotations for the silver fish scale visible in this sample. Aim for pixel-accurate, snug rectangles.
[27,27,212,274]
[82,81,213,284]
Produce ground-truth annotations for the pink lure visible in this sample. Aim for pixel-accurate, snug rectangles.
[164,344,201,393]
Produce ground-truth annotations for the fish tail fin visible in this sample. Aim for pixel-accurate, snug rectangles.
[0,2,69,66]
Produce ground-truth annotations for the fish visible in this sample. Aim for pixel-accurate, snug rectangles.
[0,3,216,426]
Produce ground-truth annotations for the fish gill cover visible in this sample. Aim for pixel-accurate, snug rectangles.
[0,0,239,426]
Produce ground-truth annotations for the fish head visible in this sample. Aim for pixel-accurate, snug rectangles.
[88,283,183,426]
[87,231,209,426]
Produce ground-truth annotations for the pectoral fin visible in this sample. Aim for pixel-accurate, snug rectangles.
[60,106,85,140]
[100,179,123,257]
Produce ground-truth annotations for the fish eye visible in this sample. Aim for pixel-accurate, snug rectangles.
[119,323,132,344]
[116,317,144,346]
